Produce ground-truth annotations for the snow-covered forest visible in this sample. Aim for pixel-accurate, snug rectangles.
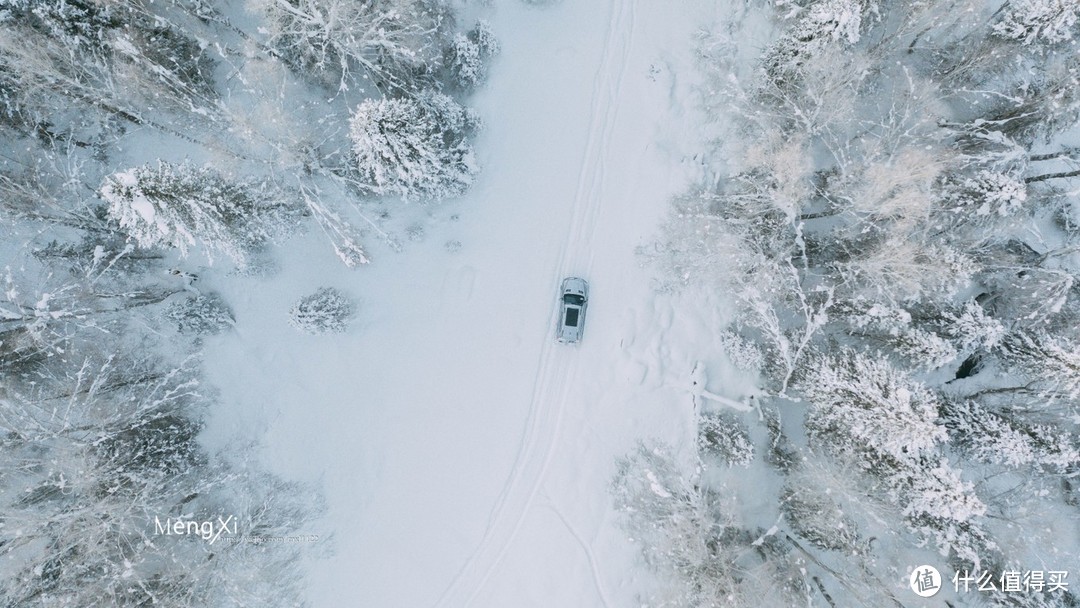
[0,0,494,603]
[630,0,1080,605]
[3,0,1078,605]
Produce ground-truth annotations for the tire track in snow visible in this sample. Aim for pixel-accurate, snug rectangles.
[461,1,637,599]
[431,1,636,606]
[584,0,636,277]
[544,497,615,608]
[465,3,640,602]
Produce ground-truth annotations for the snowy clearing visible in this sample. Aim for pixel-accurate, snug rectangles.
[200,0,735,605]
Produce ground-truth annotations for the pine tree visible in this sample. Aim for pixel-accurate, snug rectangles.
[349,92,480,200]
[100,162,304,266]
[802,351,947,467]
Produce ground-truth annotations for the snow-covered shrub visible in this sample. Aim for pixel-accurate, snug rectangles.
[802,351,947,467]
[164,293,235,335]
[349,91,480,200]
[289,287,353,334]
[445,20,499,89]
[993,0,1080,45]
[100,162,303,266]
[697,411,754,467]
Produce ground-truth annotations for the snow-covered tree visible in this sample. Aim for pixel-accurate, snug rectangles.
[993,0,1080,45]
[781,483,867,554]
[896,459,985,524]
[763,0,876,83]
[936,170,1029,222]
[110,23,219,113]
[718,330,765,372]
[445,20,499,89]
[0,252,179,373]
[895,459,991,569]
[299,187,371,268]
[837,299,959,370]
[100,162,304,266]
[349,91,480,200]
[834,237,975,302]
[1000,330,1080,401]
[975,56,1080,144]
[644,0,1080,588]
[164,293,235,335]
[802,351,947,467]
[982,263,1075,327]
[256,0,449,92]
[612,442,801,607]
[697,411,754,467]
[943,400,1080,473]
[938,299,1006,352]
[799,353,994,565]
[0,1,225,138]
[289,287,352,334]
[0,344,319,607]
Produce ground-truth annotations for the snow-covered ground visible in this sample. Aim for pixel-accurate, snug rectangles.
[201,1,741,605]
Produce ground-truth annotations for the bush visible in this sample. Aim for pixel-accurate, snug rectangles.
[289,287,352,334]
[445,21,498,89]
[164,293,235,335]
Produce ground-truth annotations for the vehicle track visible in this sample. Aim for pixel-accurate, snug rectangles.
[431,2,636,606]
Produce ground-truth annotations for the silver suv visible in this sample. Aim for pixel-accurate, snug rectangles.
[556,277,589,343]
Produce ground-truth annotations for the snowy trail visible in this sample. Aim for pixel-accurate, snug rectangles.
[200,1,721,606]
[433,2,634,604]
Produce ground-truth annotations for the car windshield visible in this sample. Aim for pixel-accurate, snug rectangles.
[563,294,585,306]
[564,307,579,327]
